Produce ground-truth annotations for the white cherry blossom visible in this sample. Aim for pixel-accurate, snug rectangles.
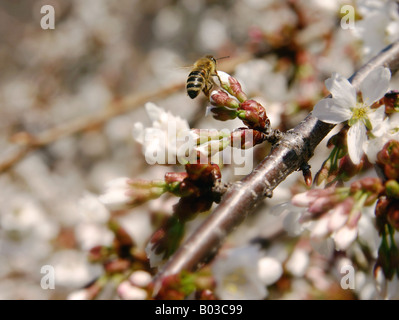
[313,67,391,164]
[133,102,196,165]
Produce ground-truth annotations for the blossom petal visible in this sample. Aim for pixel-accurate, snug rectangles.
[258,257,283,286]
[333,226,357,251]
[368,105,386,129]
[145,102,163,122]
[313,98,352,124]
[325,73,357,108]
[328,204,349,231]
[286,248,309,277]
[347,121,367,165]
[132,122,145,144]
[364,137,385,164]
[310,215,330,238]
[360,67,391,105]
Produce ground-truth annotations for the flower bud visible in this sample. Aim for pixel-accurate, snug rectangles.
[338,155,363,180]
[217,71,247,102]
[238,100,270,131]
[315,159,332,186]
[350,177,384,196]
[210,89,240,108]
[308,196,337,215]
[185,163,221,185]
[381,91,399,114]
[292,187,336,207]
[376,140,399,180]
[207,106,238,121]
[230,128,266,149]
[385,180,399,199]
[99,177,167,211]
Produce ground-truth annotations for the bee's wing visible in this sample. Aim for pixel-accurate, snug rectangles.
[177,65,193,71]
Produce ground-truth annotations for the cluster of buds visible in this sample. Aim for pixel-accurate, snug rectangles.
[98,162,223,213]
[292,177,385,251]
[315,127,371,186]
[301,136,399,280]
[372,139,399,280]
[208,71,273,135]
[88,220,148,272]
[69,220,152,300]
[147,163,222,265]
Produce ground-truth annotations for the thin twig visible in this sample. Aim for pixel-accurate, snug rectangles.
[154,41,399,282]
[0,54,252,174]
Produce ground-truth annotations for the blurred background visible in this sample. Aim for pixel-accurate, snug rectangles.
[0,0,395,299]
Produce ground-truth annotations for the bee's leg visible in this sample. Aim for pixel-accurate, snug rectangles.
[203,80,213,97]
[213,71,223,86]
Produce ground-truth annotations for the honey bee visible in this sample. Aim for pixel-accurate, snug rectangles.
[186,55,221,99]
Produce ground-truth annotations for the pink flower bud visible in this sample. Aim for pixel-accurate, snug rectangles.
[292,187,335,207]
[228,76,247,102]
[230,129,266,149]
[207,106,238,121]
[238,100,270,131]
[217,71,247,102]
[210,89,240,108]
[377,140,399,180]
[308,196,335,215]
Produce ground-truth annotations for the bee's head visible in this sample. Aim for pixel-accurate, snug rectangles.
[204,55,217,64]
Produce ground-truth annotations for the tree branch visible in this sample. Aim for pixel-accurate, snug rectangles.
[154,41,399,283]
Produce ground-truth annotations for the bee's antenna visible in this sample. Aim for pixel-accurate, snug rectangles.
[216,56,230,61]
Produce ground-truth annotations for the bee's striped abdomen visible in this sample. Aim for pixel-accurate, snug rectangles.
[186,69,206,99]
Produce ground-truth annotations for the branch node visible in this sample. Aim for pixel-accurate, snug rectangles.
[264,189,273,198]
[299,162,313,187]
[263,128,284,145]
